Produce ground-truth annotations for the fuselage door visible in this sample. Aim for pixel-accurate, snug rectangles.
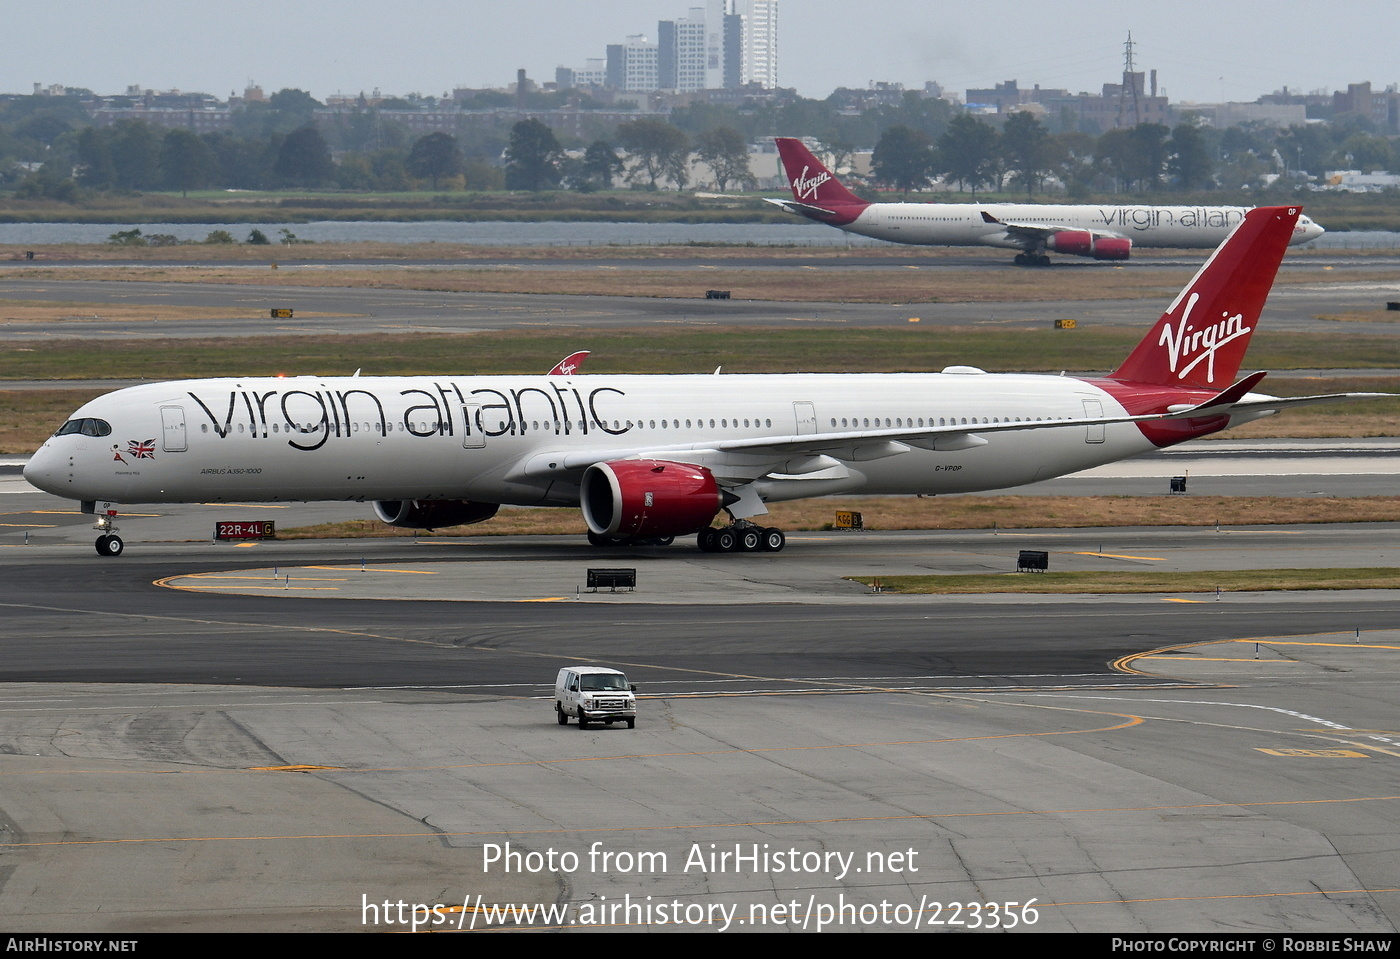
[160,406,187,452]
[1082,399,1105,444]
[461,404,485,448]
[793,401,817,435]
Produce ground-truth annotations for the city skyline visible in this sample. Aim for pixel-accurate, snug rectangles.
[3,1,1398,108]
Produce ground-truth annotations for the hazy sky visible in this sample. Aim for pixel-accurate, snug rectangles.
[4,1,1396,106]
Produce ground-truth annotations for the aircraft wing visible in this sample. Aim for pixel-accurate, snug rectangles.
[980,210,1125,242]
[508,373,1383,486]
[1227,392,1392,413]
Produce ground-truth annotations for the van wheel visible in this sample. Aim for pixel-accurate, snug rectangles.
[627,718,636,729]
[557,702,567,725]
[577,712,588,730]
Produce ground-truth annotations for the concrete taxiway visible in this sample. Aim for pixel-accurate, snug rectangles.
[1,469,1399,931]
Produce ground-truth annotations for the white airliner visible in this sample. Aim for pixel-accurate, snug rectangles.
[25,207,1374,557]
[768,137,1325,265]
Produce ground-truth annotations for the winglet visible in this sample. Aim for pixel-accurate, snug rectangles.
[1110,207,1301,389]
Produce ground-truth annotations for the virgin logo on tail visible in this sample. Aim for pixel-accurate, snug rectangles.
[1158,293,1251,385]
[793,165,831,201]
[1109,206,1298,390]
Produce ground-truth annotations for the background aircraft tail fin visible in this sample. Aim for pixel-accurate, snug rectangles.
[773,138,867,208]
[1110,206,1301,389]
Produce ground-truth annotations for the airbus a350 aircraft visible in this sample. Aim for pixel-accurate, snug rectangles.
[26,207,1374,557]
[768,137,1325,265]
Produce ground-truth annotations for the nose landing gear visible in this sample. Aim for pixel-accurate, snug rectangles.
[93,511,124,557]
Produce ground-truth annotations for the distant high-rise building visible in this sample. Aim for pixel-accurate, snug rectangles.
[597,2,776,94]
[722,9,745,89]
[556,59,607,90]
[659,6,723,91]
[606,35,659,92]
[734,0,778,89]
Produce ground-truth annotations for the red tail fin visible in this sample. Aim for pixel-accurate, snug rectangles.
[1111,206,1301,388]
[774,138,867,208]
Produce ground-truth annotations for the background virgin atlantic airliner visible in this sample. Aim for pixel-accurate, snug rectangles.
[25,207,1374,557]
[769,137,1324,265]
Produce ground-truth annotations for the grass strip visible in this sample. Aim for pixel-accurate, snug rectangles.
[3,328,1400,379]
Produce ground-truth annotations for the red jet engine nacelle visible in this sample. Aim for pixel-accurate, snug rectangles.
[581,460,725,539]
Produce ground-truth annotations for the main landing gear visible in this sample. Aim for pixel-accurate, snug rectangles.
[585,520,786,554]
[1013,252,1052,267]
[93,511,124,557]
[697,522,785,553]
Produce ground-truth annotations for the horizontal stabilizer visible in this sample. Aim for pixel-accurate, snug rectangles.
[762,197,844,219]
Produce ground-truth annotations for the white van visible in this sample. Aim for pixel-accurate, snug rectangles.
[555,666,637,729]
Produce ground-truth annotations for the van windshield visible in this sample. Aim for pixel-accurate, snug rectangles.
[580,674,628,691]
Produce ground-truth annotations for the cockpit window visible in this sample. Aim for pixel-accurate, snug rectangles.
[55,418,112,437]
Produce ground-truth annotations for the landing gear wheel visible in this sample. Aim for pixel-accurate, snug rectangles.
[557,702,567,725]
[714,528,739,552]
[759,528,786,552]
[1013,253,1028,266]
[738,527,762,552]
[697,528,718,552]
[95,534,124,557]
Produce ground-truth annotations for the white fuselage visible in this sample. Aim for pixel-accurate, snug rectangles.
[840,203,1321,249]
[25,372,1201,512]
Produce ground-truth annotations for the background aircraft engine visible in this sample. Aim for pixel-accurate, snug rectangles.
[1091,237,1132,260]
[1047,232,1133,260]
[581,460,723,539]
[1047,230,1094,256]
[372,499,500,529]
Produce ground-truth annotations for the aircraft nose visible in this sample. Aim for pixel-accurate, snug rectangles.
[1301,217,1325,241]
[23,444,68,496]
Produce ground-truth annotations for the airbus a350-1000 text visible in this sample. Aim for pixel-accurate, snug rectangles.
[25,207,1374,557]
[767,137,1324,265]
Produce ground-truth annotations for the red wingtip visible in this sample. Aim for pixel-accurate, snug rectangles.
[1111,206,1301,389]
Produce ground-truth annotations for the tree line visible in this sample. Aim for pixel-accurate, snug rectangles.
[869,111,1397,197]
[1,86,1396,201]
